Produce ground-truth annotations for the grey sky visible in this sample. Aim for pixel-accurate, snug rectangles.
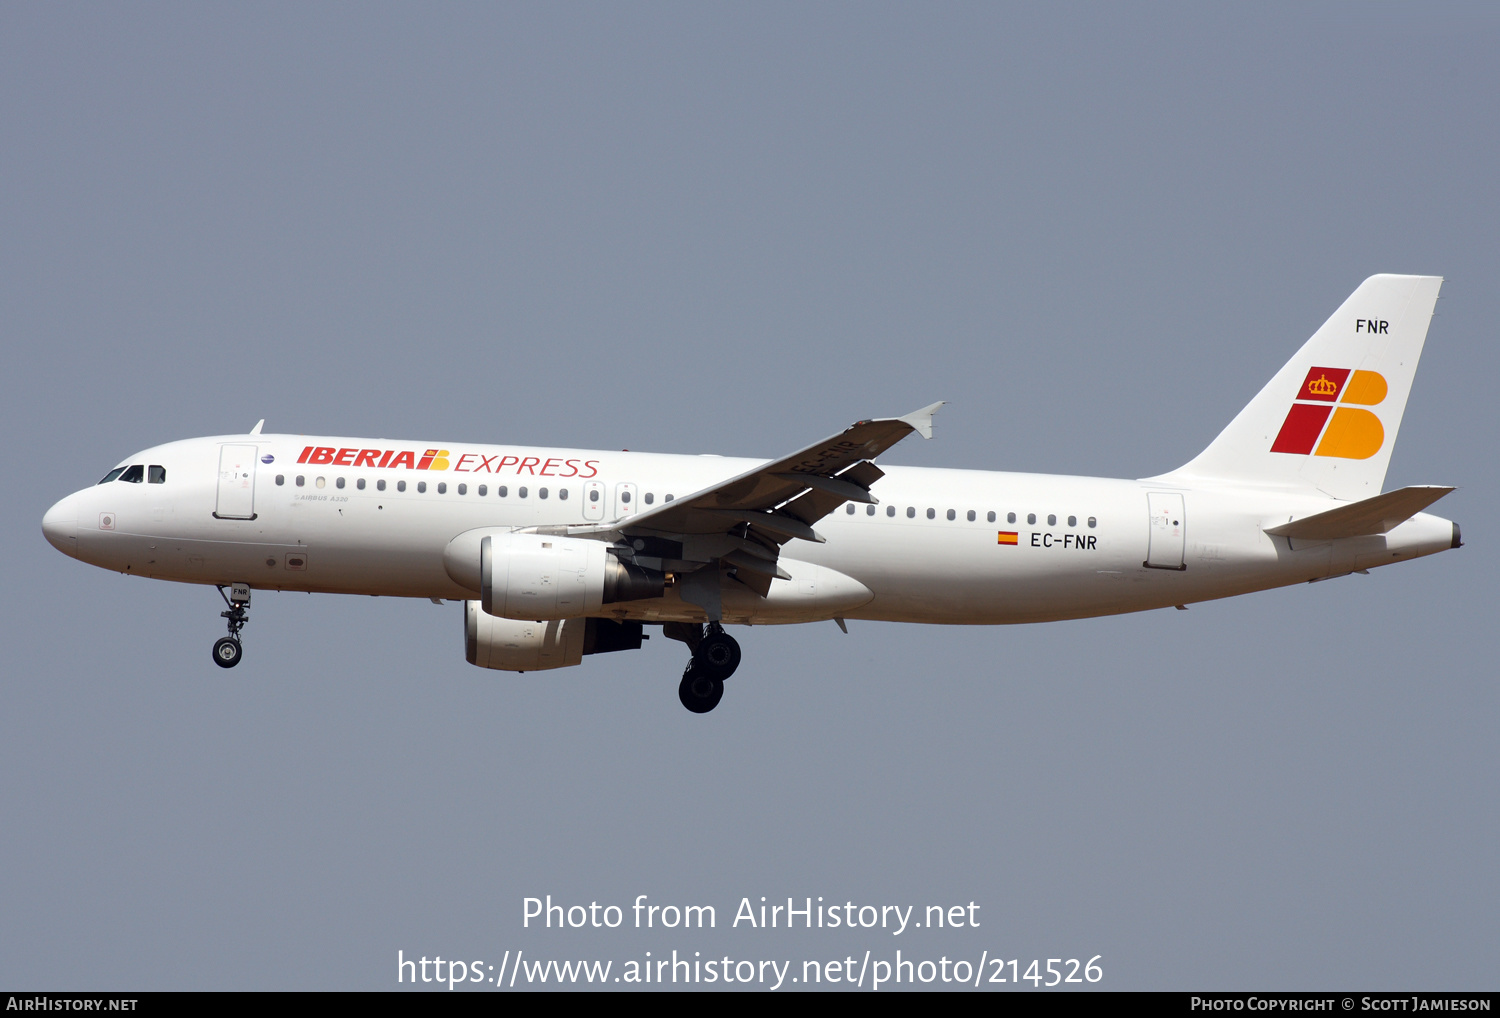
[2,4,1495,990]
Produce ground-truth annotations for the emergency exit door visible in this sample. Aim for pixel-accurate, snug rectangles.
[1144,492,1185,570]
[214,444,258,520]
[582,481,605,521]
[614,482,638,520]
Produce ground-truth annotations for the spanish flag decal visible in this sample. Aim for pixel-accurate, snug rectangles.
[997,531,1018,545]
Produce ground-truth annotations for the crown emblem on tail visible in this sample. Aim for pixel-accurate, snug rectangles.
[1307,374,1338,397]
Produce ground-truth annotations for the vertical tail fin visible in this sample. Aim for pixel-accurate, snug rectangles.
[1157,274,1442,500]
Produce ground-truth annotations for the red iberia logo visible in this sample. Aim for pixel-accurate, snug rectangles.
[293,446,602,477]
[298,447,450,469]
[1269,367,1388,460]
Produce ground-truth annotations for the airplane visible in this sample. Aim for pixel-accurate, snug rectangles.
[41,274,1460,713]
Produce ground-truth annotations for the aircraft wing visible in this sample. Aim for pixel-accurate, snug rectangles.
[607,401,943,542]
[551,402,943,609]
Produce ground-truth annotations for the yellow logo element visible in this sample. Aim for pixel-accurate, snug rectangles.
[1276,369,1392,460]
[1315,407,1384,459]
[1307,374,1339,397]
[1340,370,1387,406]
[1314,369,1387,459]
[418,448,452,471]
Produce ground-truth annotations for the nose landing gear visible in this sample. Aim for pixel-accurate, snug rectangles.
[665,621,741,713]
[212,583,251,669]
[213,636,243,668]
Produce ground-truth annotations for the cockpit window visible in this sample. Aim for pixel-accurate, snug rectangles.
[98,467,127,484]
[118,465,145,483]
[147,465,166,484]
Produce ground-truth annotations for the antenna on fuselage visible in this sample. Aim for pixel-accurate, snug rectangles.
[249,419,265,435]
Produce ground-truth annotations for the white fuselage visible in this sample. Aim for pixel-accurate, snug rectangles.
[42,433,1457,627]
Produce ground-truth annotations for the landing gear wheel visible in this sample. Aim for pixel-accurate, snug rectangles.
[212,637,243,669]
[214,584,251,670]
[693,627,741,680]
[678,666,724,713]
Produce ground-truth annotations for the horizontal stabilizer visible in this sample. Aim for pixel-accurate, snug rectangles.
[1264,485,1454,541]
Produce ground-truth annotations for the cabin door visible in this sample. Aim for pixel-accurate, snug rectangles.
[214,445,258,520]
[1145,492,1185,570]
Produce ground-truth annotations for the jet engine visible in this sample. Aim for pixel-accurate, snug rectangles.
[464,601,646,672]
[443,531,664,620]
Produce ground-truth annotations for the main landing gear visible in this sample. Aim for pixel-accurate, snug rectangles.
[212,583,251,669]
[666,621,741,714]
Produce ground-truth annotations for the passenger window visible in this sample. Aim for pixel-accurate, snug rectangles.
[1068,515,1076,527]
[966,510,975,522]
[620,491,630,504]
[987,511,996,523]
[907,507,915,518]
[335,477,345,489]
[926,508,935,519]
[498,485,508,497]
[396,480,406,492]
[559,488,569,501]
[436,482,446,494]
[664,494,674,502]
[645,493,655,505]
[478,484,487,496]
[357,478,366,490]
[98,467,127,484]
[519,487,528,499]
[275,474,285,486]
[1088,517,1097,528]
[539,488,548,499]
[148,465,166,484]
[316,477,326,489]
[887,505,896,517]
[866,505,875,516]
[377,479,386,492]
[457,483,466,495]
[417,481,427,493]
[1008,512,1017,524]
[1047,514,1056,526]
[296,475,305,487]
[1027,513,1036,525]
[946,509,956,521]
[588,489,599,502]
[846,504,855,515]
[119,465,144,483]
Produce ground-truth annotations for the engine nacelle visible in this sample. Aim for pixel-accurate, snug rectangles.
[465,603,585,671]
[487,533,605,619]
[464,601,645,672]
[444,531,662,621]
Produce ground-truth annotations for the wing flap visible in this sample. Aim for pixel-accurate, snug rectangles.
[772,472,877,504]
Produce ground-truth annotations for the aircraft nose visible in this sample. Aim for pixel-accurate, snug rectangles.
[42,493,80,558]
